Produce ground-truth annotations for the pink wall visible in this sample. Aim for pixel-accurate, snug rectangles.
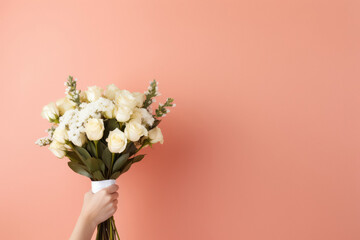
[1,0,360,239]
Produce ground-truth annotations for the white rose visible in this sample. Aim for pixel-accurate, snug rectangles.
[130,108,154,126]
[124,120,148,142]
[49,140,66,158]
[70,133,87,147]
[103,106,115,119]
[148,127,164,144]
[115,105,133,122]
[104,84,121,100]
[53,126,68,144]
[56,97,76,115]
[85,86,103,102]
[106,128,127,153]
[41,102,59,122]
[85,118,104,141]
[132,92,145,108]
[115,89,137,109]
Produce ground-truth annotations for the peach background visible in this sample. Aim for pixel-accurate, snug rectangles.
[1,0,360,239]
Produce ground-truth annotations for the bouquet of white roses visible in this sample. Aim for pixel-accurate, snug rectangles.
[36,76,175,240]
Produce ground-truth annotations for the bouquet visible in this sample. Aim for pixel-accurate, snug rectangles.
[36,76,175,240]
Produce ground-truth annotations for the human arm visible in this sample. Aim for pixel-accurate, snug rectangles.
[69,184,119,240]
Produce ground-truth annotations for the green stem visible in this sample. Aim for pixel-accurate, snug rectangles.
[109,218,113,239]
[112,216,120,240]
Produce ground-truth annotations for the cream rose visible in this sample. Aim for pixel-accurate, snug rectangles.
[115,105,133,122]
[124,120,148,142]
[132,92,145,108]
[56,97,76,115]
[49,140,66,158]
[41,102,59,122]
[104,84,121,100]
[70,133,87,147]
[106,128,127,153]
[115,89,137,109]
[148,127,164,144]
[85,86,103,102]
[103,106,115,119]
[53,126,68,144]
[85,118,105,141]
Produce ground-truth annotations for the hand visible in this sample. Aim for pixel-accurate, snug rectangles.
[80,184,119,228]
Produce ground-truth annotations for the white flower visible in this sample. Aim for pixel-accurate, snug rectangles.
[103,106,115,119]
[41,102,59,122]
[53,125,68,144]
[130,108,154,126]
[106,128,127,153]
[85,86,103,102]
[132,92,145,108]
[70,132,87,147]
[124,120,148,142]
[104,84,121,100]
[56,97,76,115]
[115,89,137,109]
[148,127,164,144]
[49,140,66,158]
[85,118,104,141]
[115,105,133,122]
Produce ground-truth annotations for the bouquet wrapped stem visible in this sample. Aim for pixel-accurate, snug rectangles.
[96,216,119,240]
[36,77,175,239]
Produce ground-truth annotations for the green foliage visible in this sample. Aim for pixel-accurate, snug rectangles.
[101,147,112,169]
[112,153,130,173]
[121,161,133,174]
[74,146,91,162]
[66,151,82,164]
[155,98,174,117]
[68,162,93,179]
[92,170,105,180]
[110,171,121,179]
[143,80,159,108]
[131,154,145,163]
[103,119,119,140]
[65,76,81,107]
[85,157,105,174]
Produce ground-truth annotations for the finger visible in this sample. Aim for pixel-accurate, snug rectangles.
[106,184,119,193]
[110,192,119,200]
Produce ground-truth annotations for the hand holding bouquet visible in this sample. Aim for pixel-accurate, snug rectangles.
[36,76,175,240]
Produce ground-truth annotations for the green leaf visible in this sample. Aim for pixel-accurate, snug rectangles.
[86,143,93,155]
[93,170,105,180]
[131,154,145,163]
[124,142,137,156]
[85,158,106,174]
[66,151,82,163]
[112,153,130,173]
[88,141,97,157]
[110,171,121,179]
[101,147,112,169]
[75,146,92,161]
[121,161,133,174]
[104,119,119,139]
[97,141,106,158]
[68,162,92,178]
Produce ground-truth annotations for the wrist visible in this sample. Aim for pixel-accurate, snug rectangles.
[79,212,97,230]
